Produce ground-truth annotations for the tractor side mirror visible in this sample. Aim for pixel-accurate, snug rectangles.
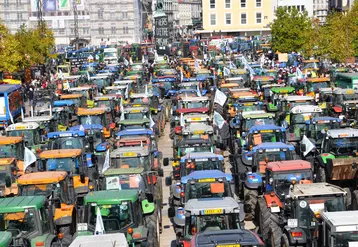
[165,176,172,186]
[300,144,306,152]
[158,168,164,177]
[54,198,61,209]
[146,193,154,203]
[80,173,86,184]
[163,157,169,166]
[5,176,11,188]
[168,207,176,218]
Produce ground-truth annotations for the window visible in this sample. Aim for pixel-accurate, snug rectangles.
[99,27,104,34]
[17,12,22,21]
[98,8,103,20]
[240,0,246,8]
[70,28,74,34]
[210,13,216,25]
[4,0,9,7]
[225,0,230,8]
[111,27,116,34]
[210,0,215,9]
[225,13,231,25]
[256,12,262,24]
[59,29,65,35]
[241,13,247,24]
[301,5,305,11]
[256,0,261,7]
[4,12,9,21]
[123,26,129,34]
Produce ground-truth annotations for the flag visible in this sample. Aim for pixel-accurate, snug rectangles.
[301,135,315,157]
[79,125,85,131]
[214,89,227,106]
[87,71,91,81]
[213,111,225,129]
[24,147,37,172]
[8,110,14,124]
[129,56,133,65]
[195,60,200,73]
[196,84,201,97]
[145,85,148,95]
[149,115,155,128]
[180,113,185,127]
[223,67,230,77]
[120,98,125,121]
[94,206,105,235]
[296,67,303,79]
[59,69,64,79]
[180,69,183,82]
[124,58,129,66]
[125,84,129,99]
[101,149,110,173]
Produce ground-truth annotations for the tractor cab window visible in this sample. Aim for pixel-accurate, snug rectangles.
[185,213,240,238]
[125,112,145,120]
[0,143,24,160]
[105,174,146,191]
[111,156,150,170]
[185,181,229,200]
[80,115,103,126]
[87,129,104,146]
[21,184,53,197]
[249,131,285,146]
[8,130,37,147]
[307,122,340,141]
[179,146,212,157]
[255,149,293,164]
[323,137,358,154]
[45,158,78,174]
[1,208,38,237]
[333,232,358,247]
[49,137,84,150]
[182,159,222,176]
[89,203,133,233]
[244,118,275,131]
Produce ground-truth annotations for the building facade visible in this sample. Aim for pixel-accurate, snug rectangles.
[0,0,30,34]
[276,0,313,17]
[178,0,193,27]
[200,0,274,37]
[313,0,329,24]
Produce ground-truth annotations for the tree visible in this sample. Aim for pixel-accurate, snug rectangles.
[0,23,22,73]
[270,7,313,53]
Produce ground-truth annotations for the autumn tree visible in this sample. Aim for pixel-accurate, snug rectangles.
[270,7,313,53]
[0,23,22,73]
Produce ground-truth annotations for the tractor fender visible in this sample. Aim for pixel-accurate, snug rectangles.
[171,184,182,200]
[263,193,283,209]
[173,207,185,227]
[318,154,335,168]
[283,227,307,245]
[30,233,56,247]
[54,204,74,226]
[85,153,94,168]
[244,172,262,189]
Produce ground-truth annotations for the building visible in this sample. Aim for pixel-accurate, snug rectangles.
[329,0,353,12]
[276,0,313,17]
[191,0,202,30]
[178,0,193,27]
[0,0,30,34]
[200,0,274,37]
[88,0,142,46]
[313,0,329,24]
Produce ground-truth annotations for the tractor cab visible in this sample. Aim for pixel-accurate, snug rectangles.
[117,119,151,132]
[225,77,246,88]
[152,77,177,97]
[67,85,98,108]
[218,83,242,94]
[53,100,77,130]
[167,170,233,231]
[251,76,275,93]
[121,106,151,121]
[287,105,323,142]
[77,108,113,138]
[173,197,243,245]
[226,89,261,118]
[18,171,77,237]
[22,115,58,133]
[104,85,128,97]
[176,96,211,115]
[110,146,153,171]
[330,88,358,123]
[271,95,315,117]
[127,93,160,114]
[174,123,214,147]
[32,89,56,117]
[0,158,19,197]
[90,74,112,91]
[70,124,109,154]
[6,122,46,152]
[0,137,27,174]
[94,95,120,118]
[235,112,275,139]
[245,124,286,151]
[305,77,331,99]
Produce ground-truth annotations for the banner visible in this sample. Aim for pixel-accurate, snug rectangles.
[44,0,56,11]
[214,89,227,106]
[155,16,169,46]
[30,0,39,12]
[24,147,37,172]
[95,207,105,235]
[59,0,70,10]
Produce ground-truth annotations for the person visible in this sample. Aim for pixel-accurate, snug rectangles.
[28,85,34,107]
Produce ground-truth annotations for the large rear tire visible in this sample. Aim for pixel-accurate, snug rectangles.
[317,166,326,182]
[244,188,258,221]
[352,190,358,210]
[145,212,160,247]
[255,198,271,241]
[269,223,282,247]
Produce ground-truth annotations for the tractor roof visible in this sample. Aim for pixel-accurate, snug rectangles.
[306,77,330,82]
[113,80,134,85]
[326,128,358,138]
[253,142,294,151]
[94,95,118,101]
[47,130,85,139]
[40,149,82,159]
[105,85,127,90]
[181,170,232,184]
[180,152,223,161]
[130,93,153,98]
[284,95,314,102]
[6,122,40,131]
[182,123,213,134]
[22,116,53,123]
[270,86,295,94]
[68,86,92,91]
[85,190,138,204]
[252,75,274,81]
[70,233,128,247]
[60,94,83,99]
[0,136,23,145]
[70,124,104,131]
[122,106,149,113]
[180,96,209,102]
[290,105,322,114]
[267,160,311,172]
[219,82,240,88]
[194,229,264,247]
[18,171,67,185]
[185,197,239,215]
[242,112,275,119]
[321,211,358,233]
[103,167,144,176]
[289,182,346,199]
[54,100,75,107]
[0,196,45,213]
[118,118,150,125]
[333,88,358,95]
[77,107,106,116]
[308,116,341,124]
[178,138,213,146]
[249,124,285,133]
[116,129,154,138]
[110,146,150,158]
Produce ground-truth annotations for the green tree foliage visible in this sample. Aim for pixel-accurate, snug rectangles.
[0,24,22,73]
[270,7,313,53]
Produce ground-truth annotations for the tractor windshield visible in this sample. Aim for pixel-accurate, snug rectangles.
[79,115,104,126]
[111,156,150,170]
[324,137,358,155]
[244,118,275,131]
[185,181,230,200]
[272,170,312,200]
[307,82,329,92]
[96,100,112,108]
[45,158,78,174]
[185,213,240,238]
[124,113,145,120]
[334,232,358,247]
[89,203,133,233]
[181,160,222,177]
[8,130,37,147]
[21,184,53,197]
[49,137,84,150]
[255,149,293,163]
[87,129,104,147]
[105,174,146,191]
[0,209,37,236]
[249,130,285,146]
[0,143,24,160]
[306,121,340,141]
[182,101,209,109]
[179,146,213,157]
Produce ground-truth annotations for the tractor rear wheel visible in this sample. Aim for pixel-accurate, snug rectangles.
[281,233,293,247]
[352,190,358,210]
[145,212,160,247]
[255,198,271,241]
[317,166,326,182]
[244,188,258,221]
[269,223,282,247]
[343,187,352,210]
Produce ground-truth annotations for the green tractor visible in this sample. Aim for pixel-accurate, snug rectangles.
[0,196,63,247]
[77,190,160,247]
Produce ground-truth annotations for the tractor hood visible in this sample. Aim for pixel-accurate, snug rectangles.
[0,232,12,247]
[177,108,210,114]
